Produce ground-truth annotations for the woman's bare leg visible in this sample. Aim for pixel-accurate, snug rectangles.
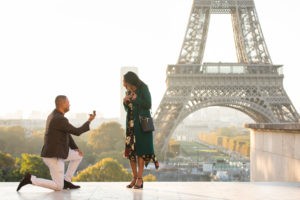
[136,157,144,186]
[127,160,138,187]
[130,160,138,178]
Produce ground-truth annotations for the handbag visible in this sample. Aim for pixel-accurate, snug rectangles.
[139,115,155,132]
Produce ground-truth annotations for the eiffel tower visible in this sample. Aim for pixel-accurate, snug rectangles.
[153,0,299,153]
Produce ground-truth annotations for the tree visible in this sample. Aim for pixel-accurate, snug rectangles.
[25,130,44,154]
[0,151,17,181]
[73,158,131,182]
[16,153,50,179]
[87,121,125,153]
[216,127,240,136]
[97,150,129,168]
[0,151,15,169]
[0,126,26,156]
[143,173,157,182]
[168,139,180,156]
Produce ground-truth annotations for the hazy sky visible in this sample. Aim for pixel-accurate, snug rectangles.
[0,0,300,119]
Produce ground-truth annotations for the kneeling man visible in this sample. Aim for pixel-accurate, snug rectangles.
[17,95,96,191]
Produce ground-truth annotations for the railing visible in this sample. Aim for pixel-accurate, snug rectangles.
[167,63,283,75]
[195,0,255,8]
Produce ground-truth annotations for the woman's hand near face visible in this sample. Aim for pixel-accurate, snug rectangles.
[131,92,137,100]
[123,95,130,103]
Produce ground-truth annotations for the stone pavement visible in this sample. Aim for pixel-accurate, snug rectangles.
[1,182,299,200]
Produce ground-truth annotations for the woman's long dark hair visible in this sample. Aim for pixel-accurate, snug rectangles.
[124,71,145,88]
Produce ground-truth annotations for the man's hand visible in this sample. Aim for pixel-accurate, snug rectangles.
[88,110,96,122]
[75,149,83,157]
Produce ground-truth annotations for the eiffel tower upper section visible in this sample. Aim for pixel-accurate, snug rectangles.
[178,0,271,65]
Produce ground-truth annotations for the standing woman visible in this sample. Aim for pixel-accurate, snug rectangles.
[123,71,159,189]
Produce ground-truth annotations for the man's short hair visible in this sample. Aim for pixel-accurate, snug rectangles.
[55,95,67,107]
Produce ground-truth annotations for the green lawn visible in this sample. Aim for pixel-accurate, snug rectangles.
[178,141,229,162]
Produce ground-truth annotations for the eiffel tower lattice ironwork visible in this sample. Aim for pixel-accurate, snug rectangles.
[153,0,299,153]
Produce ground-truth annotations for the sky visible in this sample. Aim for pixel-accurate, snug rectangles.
[0,0,300,119]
